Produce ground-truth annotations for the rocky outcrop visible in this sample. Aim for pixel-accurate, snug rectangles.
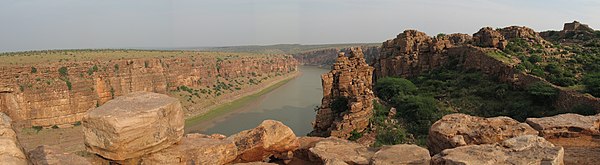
[0,51,298,127]
[371,144,431,165]
[525,113,600,138]
[28,145,90,165]
[427,113,539,154]
[0,112,28,165]
[311,47,375,138]
[226,120,300,162]
[140,133,238,165]
[293,46,380,66]
[563,21,594,32]
[82,92,184,161]
[375,30,472,78]
[473,27,508,50]
[431,135,564,165]
[308,138,374,164]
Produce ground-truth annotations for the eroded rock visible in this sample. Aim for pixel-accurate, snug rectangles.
[371,144,430,165]
[227,120,299,162]
[308,138,374,165]
[473,27,507,50]
[431,135,564,165]
[427,113,538,154]
[29,145,91,165]
[0,112,28,165]
[82,92,184,160]
[141,133,237,165]
[525,113,600,138]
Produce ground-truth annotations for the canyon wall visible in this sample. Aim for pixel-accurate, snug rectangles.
[0,54,297,127]
[310,47,375,138]
[374,26,600,112]
[293,46,380,66]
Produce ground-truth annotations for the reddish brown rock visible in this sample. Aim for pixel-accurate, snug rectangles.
[473,27,507,50]
[431,135,564,165]
[371,144,431,165]
[227,120,299,162]
[308,138,374,165]
[525,113,600,138]
[140,133,237,165]
[292,46,380,66]
[563,21,594,32]
[0,112,28,165]
[29,145,91,165]
[82,92,184,161]
[311,47,376,138]
[427,113,538,154]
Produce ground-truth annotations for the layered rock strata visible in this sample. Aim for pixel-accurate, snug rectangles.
[0,53,297,127]
[431,135,564,165]
[28,145,91,165]
[140,133,238,165]
[311,47,375,138]
[427,113,539,154]
[526,113,600,138]
[293,46,380,66]
[226,120,300,162]
[82,92,184,160]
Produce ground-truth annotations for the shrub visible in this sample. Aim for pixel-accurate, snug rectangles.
[144,61,149,68]
[51,125,59,129]
[87,65,98,76]
[348,130,363,141]
[526,82,559,102]
[571,104,597,116]
[65,79,72,90]
[528,54,543,64]
[374,128,408,147]
[58,67,68,77]
[31,67,37,73]
[374,77,417,101]
[583,72,600,97]
[32,126,43,133]
[114,64,119,72]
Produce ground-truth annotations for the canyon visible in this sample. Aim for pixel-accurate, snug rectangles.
[0,50,298,127]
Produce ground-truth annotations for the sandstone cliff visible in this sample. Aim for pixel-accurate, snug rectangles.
[310,47,375,138]
[293,46,380,66]
[0,50,298,127]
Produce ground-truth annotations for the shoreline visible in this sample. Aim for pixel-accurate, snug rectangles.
[184,70,301,126]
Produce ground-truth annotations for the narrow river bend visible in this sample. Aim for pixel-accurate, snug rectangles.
[185,66,329,136]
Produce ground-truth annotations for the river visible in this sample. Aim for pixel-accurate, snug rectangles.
[185,66,329,136]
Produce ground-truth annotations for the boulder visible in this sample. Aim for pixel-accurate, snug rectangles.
[473,27,507,50]
[227,120,299,162]
[371,144,430,165]
[308,138,374,165]
[140,133,237,165]
[526,113,600,138]
[233,162,278,165]
[427,113,538,154]
[431,135,564,165]
[82,92,184,160]
[29,145,91,165]
[0,112,28,165]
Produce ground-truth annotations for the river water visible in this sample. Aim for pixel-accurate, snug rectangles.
[185,66,329,136]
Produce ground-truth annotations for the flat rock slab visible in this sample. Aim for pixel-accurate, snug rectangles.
[432,135,564,165]
[0,112,28,165]
[83,92,184,160]
[308,138,374,165]
[141,133,238,165]
[29,145,91,165]
[428,113,538,154]
[371,144,430,165]
[526,113,600,138]
[227,120,299,162]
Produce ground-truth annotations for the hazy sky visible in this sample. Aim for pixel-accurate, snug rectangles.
[1,0,599,52]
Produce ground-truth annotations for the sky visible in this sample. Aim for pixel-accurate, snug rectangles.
[1,0,599,52]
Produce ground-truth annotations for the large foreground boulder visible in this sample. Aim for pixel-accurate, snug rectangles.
[308,138,374,165]
[227,120,300,162]
[29,145,91,165]
[525,113,600,138]
[141,133,237,165]
[371,144,430,165]
[432,135,564,165]
[427,113,538,154]
[0,112,28,165]
[82,92,184,160]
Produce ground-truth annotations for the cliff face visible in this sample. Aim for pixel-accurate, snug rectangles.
[0,53,297,127]
[311,47,375,138]
[293,46,380,66]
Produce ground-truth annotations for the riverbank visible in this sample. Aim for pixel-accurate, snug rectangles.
[184,70,301,126]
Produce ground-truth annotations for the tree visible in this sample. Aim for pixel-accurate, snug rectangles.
[583,72,600,97]
[525,82,559,102]
[374,77,417,101]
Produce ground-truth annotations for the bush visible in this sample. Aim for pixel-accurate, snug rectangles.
[571,104,597,116]
[348,130,363,141]
[526,82,559,102]
[31,67,37,73]
[32,126,43,133]
[58,67,68,77]
[374,128,408,147]
[87,65,98,76]
[65,79,72,90]
[374,77,417,101]
[51,125,59,129]
[583,72,600,97]
[330,96,349,113]
[528,54,543,64]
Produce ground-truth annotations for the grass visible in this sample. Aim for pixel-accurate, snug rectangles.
[184,75,296,126]
[485,50,512,64]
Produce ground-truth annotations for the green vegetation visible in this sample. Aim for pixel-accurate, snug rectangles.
[65,79,72,90]
[114,64,119,72]
[485,50,512,63]
[373,77,417,102]
[348,130,363,141]
[330,96,349,113]
[58,67,68,77]
[144,61,149,68]
[31,67,37,73]
[32,126,43,133]
[87,65,98,76]
[583,72,600,97]
[51,125,59,129]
